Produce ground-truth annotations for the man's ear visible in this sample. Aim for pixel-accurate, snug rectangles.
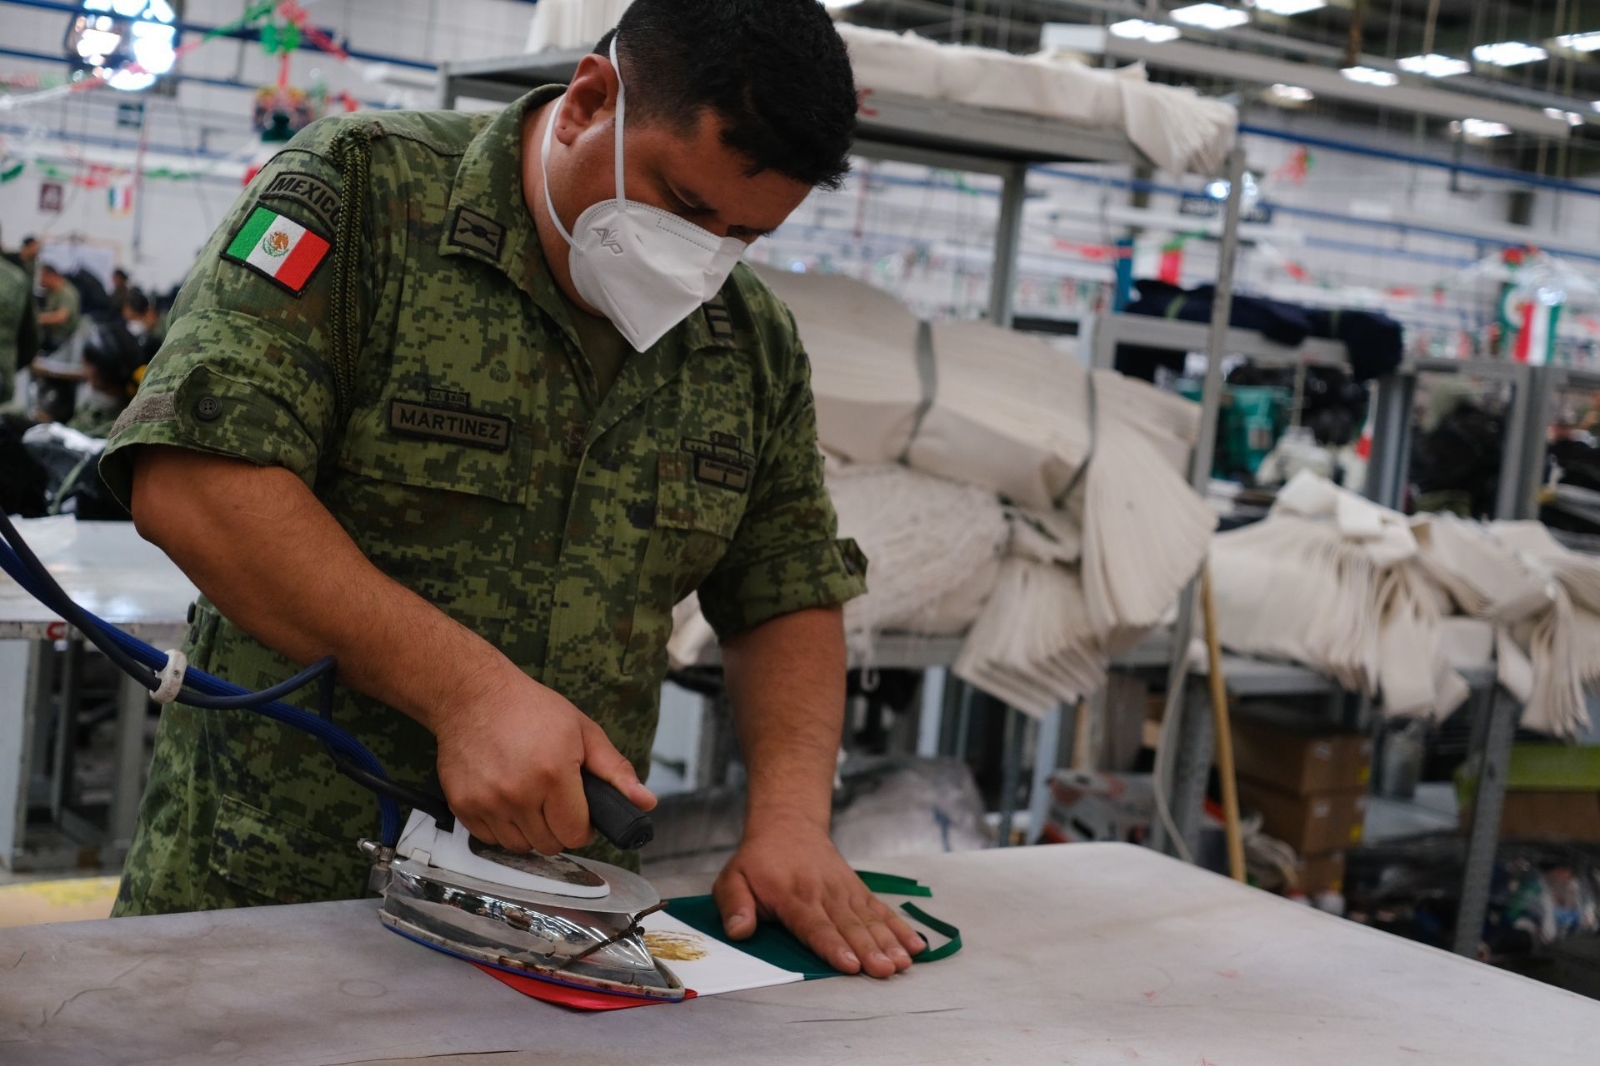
[556,53,620,146]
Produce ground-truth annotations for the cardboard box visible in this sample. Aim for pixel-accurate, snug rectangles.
[1231,717,1373,797]
[1293,852,1347,895]
[1237,778,1368,856]
[1493,791,1600,844]
[1457,744,1600,843]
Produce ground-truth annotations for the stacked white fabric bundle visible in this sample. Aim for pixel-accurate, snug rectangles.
[835,24,1237,174]
[686,268,1216,714]
[1209,473,1477,723]
[523,0,633,51]
[1209,472,1600,739]
[668,463,1010,669]
[826,463,1010,661]
[754,268,924,465]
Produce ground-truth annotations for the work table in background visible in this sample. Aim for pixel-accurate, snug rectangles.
[2,843,1593,1065]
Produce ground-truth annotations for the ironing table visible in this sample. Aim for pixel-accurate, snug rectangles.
[2,843,1594,1065]
[0,521,197,871]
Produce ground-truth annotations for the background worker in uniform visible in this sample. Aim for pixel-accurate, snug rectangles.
[0,251,35,407]
[101,0,926,979]
[35,263,81,354]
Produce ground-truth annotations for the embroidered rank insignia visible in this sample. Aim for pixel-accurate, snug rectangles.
[448,208,505,258]
[683,431,755,493]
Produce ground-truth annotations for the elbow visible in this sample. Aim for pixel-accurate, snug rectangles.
[127,450,188,552]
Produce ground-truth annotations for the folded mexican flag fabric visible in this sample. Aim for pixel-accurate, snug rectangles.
[477,870,961,1011]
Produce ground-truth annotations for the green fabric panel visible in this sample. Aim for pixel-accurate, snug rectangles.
[664,870,961,979]
[855,870,933,898]
[900,901,963,962]
[664,895,836,979]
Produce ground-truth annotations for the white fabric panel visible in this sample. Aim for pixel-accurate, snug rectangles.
[835,24,1237,176]
[751,264,924,465]
[524,0,633,52]
[1209,473,1600,738]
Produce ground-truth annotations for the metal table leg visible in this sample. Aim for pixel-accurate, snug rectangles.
[1453,686,1515,957]
[108,674,151,848]
[916,668,947,759]
[1166,674,1216,861]
[0,640,49,869]
[1025,705,1064,845]
[996,706,1026,847]
[49,637,84,822]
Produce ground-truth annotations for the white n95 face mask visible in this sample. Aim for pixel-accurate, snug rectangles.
[541,37,747,352]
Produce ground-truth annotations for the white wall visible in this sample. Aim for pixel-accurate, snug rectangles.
[0,0,542,291]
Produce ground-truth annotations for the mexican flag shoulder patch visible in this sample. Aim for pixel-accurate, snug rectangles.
[223,205,331,295]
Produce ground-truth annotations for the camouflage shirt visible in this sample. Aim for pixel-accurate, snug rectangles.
[101,86,866,913]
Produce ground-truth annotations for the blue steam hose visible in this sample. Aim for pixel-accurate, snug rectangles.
[0,510,405,846]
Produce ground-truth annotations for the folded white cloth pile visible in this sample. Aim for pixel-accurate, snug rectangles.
[1209,472,1600,739]
[836,24,1237,174]
[670,268,1216,716]
[522,0,634,51]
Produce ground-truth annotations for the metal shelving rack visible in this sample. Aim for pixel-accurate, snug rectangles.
[1513,364,1600,521]
[437,49,1251,849]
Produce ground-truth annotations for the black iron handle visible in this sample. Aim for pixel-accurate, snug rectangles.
[582,769,654,850]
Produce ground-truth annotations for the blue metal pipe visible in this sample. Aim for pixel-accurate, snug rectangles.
[1238,123,1600,200]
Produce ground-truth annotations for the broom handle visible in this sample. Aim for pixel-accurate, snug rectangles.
[1201,562,1247,883]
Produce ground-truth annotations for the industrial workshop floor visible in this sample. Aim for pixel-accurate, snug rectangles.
[0,873,119,927]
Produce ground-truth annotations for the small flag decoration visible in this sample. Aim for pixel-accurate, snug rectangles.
[222,205,330,294]
[108,183,133,216]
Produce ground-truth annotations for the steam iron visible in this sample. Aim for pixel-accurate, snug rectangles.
[360,774,686,1002]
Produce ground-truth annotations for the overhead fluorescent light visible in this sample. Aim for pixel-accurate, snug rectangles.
[1249,0,1325,14]
[1554,31,1600,53]
[1397,53,1470,78]
[1267,83,1314,103]
[1108,18,1181,43]
[1170,4,1250,31]
[818,0,865,8]
[1340,65,1398,87]
[1472,41,1547,67]
[1453,118,1513,138]
[1543,106,1584,127]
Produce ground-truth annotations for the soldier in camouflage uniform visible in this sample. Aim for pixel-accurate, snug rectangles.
[103,0,926,978]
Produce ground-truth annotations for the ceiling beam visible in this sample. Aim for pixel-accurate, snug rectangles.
[1103,35,1574,136]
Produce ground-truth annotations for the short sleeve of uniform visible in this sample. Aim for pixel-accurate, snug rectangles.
[697,305,867,638]
[99,121,355,507]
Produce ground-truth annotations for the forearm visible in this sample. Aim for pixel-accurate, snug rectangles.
[36,309,67,326]
[130,445,506,730]
[720,606,847,833]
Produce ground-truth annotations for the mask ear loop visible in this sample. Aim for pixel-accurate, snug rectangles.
[540,98,578,247]
[609,35,627,207]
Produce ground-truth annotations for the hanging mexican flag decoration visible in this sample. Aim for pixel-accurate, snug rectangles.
[1157,239,1184,285]
[223,205,330,294]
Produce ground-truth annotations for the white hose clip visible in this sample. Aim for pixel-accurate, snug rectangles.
[152,648,187,705]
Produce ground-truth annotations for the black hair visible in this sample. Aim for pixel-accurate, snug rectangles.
[125,288,151,315]
[83,324,148,391]
[113,268,128,281]
[599,0,857,189]
[21,236,37,247]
